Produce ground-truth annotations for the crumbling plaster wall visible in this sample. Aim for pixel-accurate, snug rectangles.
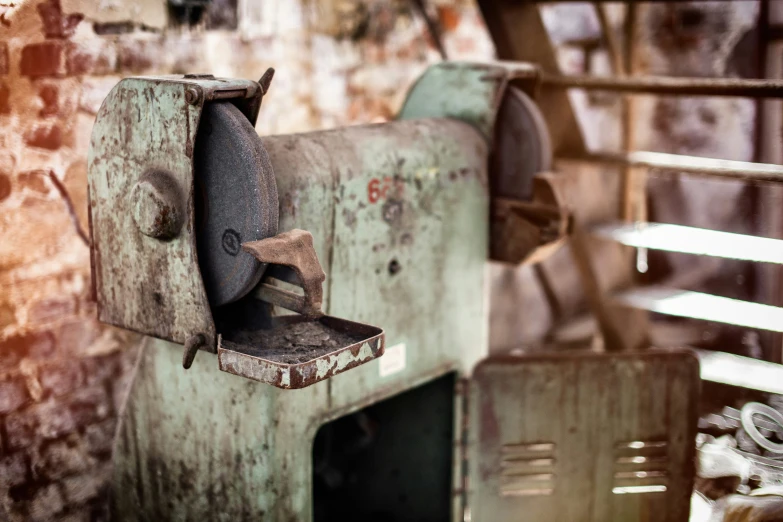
[0,1,491,519]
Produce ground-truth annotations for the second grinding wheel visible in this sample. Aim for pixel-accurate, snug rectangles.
[491,86,552,201]
[194,101,279,306]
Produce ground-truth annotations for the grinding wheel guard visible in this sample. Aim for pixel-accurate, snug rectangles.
[216,229,385,389]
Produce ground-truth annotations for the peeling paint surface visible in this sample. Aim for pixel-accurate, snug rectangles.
[87,78,232,349]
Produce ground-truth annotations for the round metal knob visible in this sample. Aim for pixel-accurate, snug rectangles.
[130,171,185,240]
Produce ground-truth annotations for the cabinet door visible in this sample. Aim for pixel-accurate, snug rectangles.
[468,349,699,522]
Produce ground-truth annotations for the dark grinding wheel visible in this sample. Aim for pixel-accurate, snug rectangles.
[491,86,553,201]
[194,101,279,306]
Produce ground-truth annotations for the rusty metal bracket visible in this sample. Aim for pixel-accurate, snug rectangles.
[243,229,326,318]
[491,173,571,264]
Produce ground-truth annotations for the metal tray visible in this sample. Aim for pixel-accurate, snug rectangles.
[217,315,384,389]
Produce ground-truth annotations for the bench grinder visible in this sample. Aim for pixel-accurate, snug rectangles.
[87,62,581,520]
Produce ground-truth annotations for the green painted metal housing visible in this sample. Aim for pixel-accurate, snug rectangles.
[88,75,265,353]
[108,113,490,519]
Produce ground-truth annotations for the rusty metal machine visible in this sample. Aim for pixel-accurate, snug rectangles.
[87,62,697,521]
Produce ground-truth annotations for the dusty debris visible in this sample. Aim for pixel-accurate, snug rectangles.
[223,320,363,364]
[693,397,783,521]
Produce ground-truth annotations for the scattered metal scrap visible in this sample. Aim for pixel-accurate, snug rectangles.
[693,398,783,521]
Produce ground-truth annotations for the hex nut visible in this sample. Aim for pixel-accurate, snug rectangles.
[130,171,185,240]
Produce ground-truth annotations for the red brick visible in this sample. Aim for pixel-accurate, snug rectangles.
[66,41,117,76]
[79,77,118,115]
[39,360,83,397]
[26,331,57,359]
[35,438,94,480]
[81,353,119,387]
[0,375,30,414]
[0,41,8,75]
[84,418,115,455]
[65,386,111,428]
[20,41,67,78]
[55,510,91,522]
[6,387,113,449]
[33,399,77,440]
[93,21,134,35]
[38,84,58,117]
[111,375,129,415]
[0,453,29,488]
[205,0,238,30]
[21,194,52,208]
[437,5,461,32]
[0,171,10,201]
[24,123,63,150]
[0,81,9,114]
[4,409,37,450]
[37,0,83,39]
[18,170,51,194]
[0,351,21,370]
[61,463,110,504]
[28,297,75,323]
[117,38,160,74]
[5,392,103,445]
[0,302,15,329]
[27,483,65,522]
[57,319,101,356]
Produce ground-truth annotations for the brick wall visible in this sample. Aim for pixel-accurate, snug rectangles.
[0,1,492,519]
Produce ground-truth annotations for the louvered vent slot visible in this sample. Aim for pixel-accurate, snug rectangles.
[499,442,556,496]
[612,441,669,495]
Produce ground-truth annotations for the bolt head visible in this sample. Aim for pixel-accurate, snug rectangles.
[130,171,185,240]
[185,87,201,105]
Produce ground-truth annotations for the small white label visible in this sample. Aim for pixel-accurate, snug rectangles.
[379,343,406,377]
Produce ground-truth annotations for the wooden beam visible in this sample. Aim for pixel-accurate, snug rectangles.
[476,0,586,157]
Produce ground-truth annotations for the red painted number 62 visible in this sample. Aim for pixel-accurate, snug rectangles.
[368,177,402,203]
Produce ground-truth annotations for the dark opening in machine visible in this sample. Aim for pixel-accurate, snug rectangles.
[313,373,457,522]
